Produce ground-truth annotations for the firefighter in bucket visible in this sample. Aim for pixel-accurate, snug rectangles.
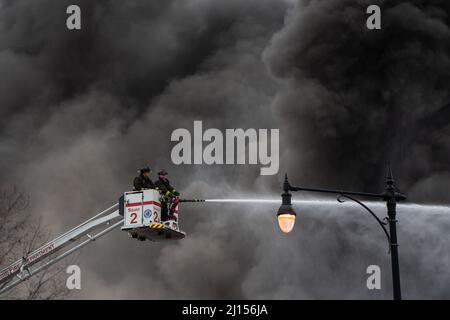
[155,169,180,222]
[132,166,155,191]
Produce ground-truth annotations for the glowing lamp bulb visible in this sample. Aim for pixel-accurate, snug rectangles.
[277,213,296,233]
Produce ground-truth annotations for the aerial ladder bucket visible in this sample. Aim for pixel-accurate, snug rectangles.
[120,189,186,241]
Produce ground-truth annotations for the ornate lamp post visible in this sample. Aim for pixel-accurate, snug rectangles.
[277,167,406,300]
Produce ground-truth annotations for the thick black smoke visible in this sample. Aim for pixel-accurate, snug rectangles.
[264,0,450,198]
[0,0,450,299]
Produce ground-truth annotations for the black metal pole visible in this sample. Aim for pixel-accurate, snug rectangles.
[383,168,403,300]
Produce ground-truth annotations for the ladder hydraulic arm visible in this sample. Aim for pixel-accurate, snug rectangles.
[0,203,123,296]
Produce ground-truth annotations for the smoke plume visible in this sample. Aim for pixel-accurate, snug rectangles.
[0,0,449,298]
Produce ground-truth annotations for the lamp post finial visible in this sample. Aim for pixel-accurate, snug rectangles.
[283,173,290,192]
[387,162,394,186]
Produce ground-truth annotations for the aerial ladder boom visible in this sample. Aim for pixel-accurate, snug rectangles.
[0,189,206,297]
[0,203,123,295]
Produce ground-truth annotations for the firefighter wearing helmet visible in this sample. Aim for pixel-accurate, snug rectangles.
[132,166,155,191]
[155,169,180,221]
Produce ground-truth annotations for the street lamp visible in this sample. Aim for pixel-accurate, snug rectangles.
[277,167,406,300]
[277,173,296,233]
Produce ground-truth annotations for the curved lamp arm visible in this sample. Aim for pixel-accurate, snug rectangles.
[336,193,391,248]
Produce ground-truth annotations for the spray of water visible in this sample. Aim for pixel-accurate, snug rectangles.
[204,198,450,212]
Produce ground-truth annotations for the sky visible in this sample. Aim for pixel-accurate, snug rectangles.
[0,0,450,299]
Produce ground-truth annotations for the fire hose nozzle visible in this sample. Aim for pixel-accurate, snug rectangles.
[179,199,206,203]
